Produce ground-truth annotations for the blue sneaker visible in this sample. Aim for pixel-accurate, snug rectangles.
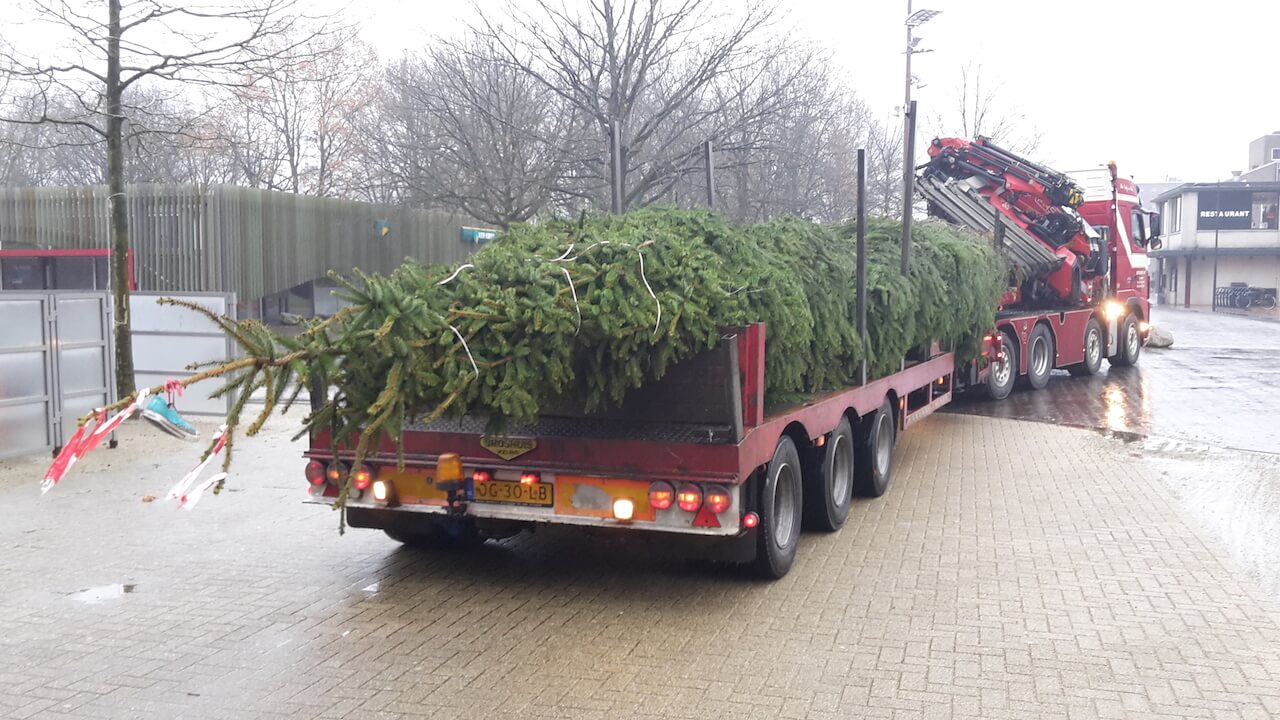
[142,395,199,440]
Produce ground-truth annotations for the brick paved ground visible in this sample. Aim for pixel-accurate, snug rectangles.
[2,413,1280,719]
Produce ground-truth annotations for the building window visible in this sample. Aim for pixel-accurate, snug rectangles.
[1167,196,1181,233]
[1272,148,1280,161]
[1253,192,1280,230]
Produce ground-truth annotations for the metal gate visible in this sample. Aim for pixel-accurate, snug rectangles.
[0,292,116,460]
[130,292,238,416]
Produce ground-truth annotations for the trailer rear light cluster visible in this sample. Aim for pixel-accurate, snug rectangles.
[704,486,731,514]
[305,459,326,486]
[648,481,675,510]
[676,484,702,512]
[472,469,493,483]
[352,465,373,491]
[325,462,345,484]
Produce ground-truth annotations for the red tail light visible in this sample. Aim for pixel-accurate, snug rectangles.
[520,472,541,485]
[648,481,675,510]
[473,470,493,483]
[676,483,702,512]
[325,463,345,484]
[704,485,731,514]
[743,512,760,529]
[305,459,325,486]
[353,465,373,490]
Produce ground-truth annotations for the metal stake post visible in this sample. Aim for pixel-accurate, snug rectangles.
[703,140,716,209]
[856,148,868,385]
[609,120,624,214]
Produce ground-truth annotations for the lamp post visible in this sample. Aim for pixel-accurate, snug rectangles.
[901,3,940,275]
[1211,180,1220,311]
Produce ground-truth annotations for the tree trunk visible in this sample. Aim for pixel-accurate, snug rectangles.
[107,0,135,400]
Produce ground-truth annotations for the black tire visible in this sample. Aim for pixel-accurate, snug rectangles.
[1067,317,1103,377]
[1259,294,1277,311]
[385,518,484,550]
[1024,324,1054,390]
[986,330,1016,401]
[803,416,855,532]
[1110,313,1141,367]
[753,435,804,579]
[853,399,896,498]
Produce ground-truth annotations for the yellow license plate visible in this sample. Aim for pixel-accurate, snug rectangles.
[473,480,553,507]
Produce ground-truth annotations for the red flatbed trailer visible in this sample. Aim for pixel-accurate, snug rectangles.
[304,322,957,578]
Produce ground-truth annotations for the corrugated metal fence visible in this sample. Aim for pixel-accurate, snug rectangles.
[0,185,479,302]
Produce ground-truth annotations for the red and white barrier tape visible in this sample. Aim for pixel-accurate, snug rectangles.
[165,426,228,510]
[41,388,151,494]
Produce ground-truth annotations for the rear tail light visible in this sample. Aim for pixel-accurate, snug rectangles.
[648,481,675,510]
[305,459,325,486]
[325,462,346,484]
[743,512,760,529]
[676,483,702,513]
[612,498,634,521]
[353,464,373,491]
[472,470,493,483]
[704,485,731,514]
[520,472,541,485]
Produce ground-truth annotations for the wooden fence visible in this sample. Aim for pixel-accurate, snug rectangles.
[0,185,480,301]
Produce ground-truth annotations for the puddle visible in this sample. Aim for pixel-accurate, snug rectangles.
[68,583,136,604]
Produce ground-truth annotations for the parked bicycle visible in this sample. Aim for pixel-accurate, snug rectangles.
[1216,284,1279,311]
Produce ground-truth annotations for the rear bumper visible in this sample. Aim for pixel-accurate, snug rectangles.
[343,505,759,563]
[305,480,746,538]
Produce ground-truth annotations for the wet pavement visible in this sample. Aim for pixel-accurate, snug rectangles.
[948,306,1280,455]
[4,308,1280,718]
[4,414,1280,718]
[950,306,1280,597]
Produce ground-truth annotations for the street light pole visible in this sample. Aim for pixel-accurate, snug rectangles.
[901,3,940,276]
[1212,180,1221,311]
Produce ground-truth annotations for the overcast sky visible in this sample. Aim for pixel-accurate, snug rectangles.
[5,0,1278,185]
[351,0,1280,185]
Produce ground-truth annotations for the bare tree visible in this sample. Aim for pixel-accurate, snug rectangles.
[476,0,792,212]
[224,29,375,196]
[928,62,1042,155]
[375,35,582,226]
[703,48,876,223]
[0,0,336,398]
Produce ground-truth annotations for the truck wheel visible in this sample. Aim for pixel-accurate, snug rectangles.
[1024,324,1054,390]
[804,416,855,532]
[986,331,1016,401]
[854,399,895,498]
[1067,318,1103,377]
[1110,314,1141,367]
[753,435,804,579]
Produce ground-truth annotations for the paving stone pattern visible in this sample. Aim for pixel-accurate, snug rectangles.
[1,413,1279,719]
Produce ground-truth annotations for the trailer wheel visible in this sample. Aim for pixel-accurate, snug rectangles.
[986,331,1016,401]
[1024,324,1054,390]
[804,416,855,532]
[753,435,804,579]
[854,399,896,498]
[1068,318,1104,377]
[1110,313,1141,367]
